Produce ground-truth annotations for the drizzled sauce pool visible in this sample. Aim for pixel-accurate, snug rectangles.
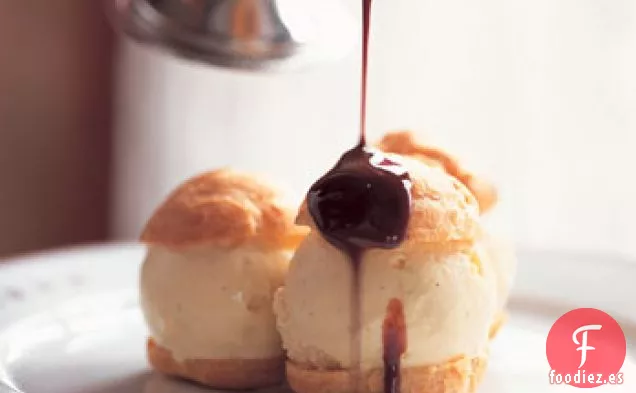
[306,1,411,392]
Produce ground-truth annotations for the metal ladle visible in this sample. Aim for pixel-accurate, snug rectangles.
[108,0,356,71]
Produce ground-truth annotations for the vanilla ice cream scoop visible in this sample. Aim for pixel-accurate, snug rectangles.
[139,169,307,389]
[274,232,497,369]
[141,245,290,362]
[275,153,498,393]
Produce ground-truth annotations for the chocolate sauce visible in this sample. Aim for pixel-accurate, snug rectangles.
[383,299,407,393]
[307,146,411,260]
[305,1,411,393]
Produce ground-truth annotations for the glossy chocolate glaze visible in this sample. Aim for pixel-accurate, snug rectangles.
[383,299,407,393]
[305,2,411,392]
[307,143,411,261]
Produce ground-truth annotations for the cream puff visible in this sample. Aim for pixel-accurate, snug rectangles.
[139,169,307,389]
[376,131,498,214]
[376,130,516,338]
[274,153,498,393]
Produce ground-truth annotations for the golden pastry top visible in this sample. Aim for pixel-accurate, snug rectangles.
[297,153,481,249]
[376,131,497,214]
[141,169,307,250]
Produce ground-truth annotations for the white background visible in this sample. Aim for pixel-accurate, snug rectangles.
[112,0,636,258]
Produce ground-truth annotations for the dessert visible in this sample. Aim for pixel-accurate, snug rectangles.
[139,169,306,389]
[136,0,512,391]
[274,149,498,393]
[376,130,517,338]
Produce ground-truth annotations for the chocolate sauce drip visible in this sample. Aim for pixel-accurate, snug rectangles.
[383,298,407,393]
[307,145,411,260]
[305,3,410,392]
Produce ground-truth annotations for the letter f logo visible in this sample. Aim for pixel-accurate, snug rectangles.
[573,324,602,368]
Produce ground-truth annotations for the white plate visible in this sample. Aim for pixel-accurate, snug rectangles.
[0,243,634,393]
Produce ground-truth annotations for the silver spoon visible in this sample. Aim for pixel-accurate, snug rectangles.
[107,0,356,71]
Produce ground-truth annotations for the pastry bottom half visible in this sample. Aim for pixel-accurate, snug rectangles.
[286,354,488,393]
[147,337,284,389]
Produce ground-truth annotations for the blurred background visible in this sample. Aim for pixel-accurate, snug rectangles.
[0,1,113,257]
[1,0,636,259]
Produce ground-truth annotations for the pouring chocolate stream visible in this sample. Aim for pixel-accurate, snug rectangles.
[306,2,412,392]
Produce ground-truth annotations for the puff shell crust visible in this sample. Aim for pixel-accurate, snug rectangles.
[140,169,306,250]
[296,154,480,248]
[286,355,488,393]
[376,131,497,214]
[147,338,284,389]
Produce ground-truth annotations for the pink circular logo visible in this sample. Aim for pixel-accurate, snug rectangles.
[546,308,626,388]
